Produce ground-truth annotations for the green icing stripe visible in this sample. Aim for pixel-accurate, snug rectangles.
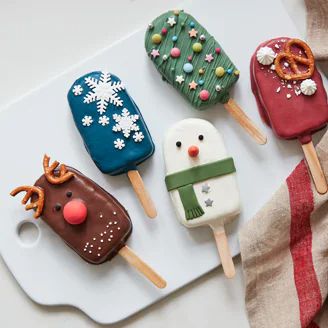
[145,11,239,109]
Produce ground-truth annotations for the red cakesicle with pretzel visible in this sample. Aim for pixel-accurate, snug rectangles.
[251,37,328,194]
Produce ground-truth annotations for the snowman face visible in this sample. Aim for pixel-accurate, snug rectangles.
[164,118,228,174]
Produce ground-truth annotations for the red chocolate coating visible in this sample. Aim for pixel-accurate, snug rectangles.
[33,167,132,264]
[251,37,328,144]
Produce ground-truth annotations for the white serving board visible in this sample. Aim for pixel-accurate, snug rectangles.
[0,0,326,324]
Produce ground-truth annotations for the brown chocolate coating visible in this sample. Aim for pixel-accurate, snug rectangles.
[33,167,132,264]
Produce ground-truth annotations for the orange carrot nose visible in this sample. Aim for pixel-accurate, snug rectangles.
[188,145,199,158]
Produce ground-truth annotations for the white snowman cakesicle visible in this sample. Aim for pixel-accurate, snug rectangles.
[164,118,240,278]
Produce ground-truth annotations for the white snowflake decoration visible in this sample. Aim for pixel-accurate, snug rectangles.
[98,115,110,126]
[112,108,140,138]
[72,85,83,96]
[82,115,93,127]
[83,72,125,114]
[114,138,125,150]
[133,132,144,143]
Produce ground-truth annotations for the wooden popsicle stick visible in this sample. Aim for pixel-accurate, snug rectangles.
[127,170,157,219]
[224,98,267,145]
[212,226,235,279]
[302,141,327,194]
[119,245,167,289]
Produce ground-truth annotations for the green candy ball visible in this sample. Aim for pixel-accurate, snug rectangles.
[192,42,203,53]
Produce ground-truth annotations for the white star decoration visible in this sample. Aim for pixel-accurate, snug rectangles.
[202,183,210,193]
[112,108,140,138]
[175,75,185,84]
[82,115,93,127]
[133,132,144,143]
[83,72,125,114]
[167,16,176,27]
[98,115,110,126]
[114,138,125,150]
[72,85,83,96]
[205,199,213,207]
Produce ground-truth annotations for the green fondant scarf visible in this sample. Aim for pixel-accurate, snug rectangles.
[165,158,236,220]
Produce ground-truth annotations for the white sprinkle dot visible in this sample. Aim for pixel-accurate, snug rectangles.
[98,247,102,250]
[287,94,292,99]
[106,225,109,228]
[287,84,292,89]
[98,254,101,257]
[110,230,113,233]
[276,87,281,93]
[114,221,117,225]
[100,233,103,237]
[117,227,121,230]
[109,222,113,225]
[86,242,89,245]
[113,212,117,215]
[90,245,93,248]
[110,235,114,238]
[89,250,92,254]
[93,238,96,241]
[100,214,103,218]
[104,231,107,234]
[284,62,289,67]
[108,238,111,242]
[84,249,87,252]
[100,239,104,243]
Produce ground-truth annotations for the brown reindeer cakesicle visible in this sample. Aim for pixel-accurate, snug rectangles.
[10,155,166,288]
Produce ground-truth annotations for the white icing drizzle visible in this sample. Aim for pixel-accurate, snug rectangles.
[256,46,276,65]
[300,79,317,96]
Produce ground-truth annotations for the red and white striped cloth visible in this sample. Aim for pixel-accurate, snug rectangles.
[240,134,328,328]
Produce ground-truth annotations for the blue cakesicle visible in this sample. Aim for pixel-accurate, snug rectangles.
[68,71,155,176]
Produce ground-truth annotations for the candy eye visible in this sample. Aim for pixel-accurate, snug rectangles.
[54,203,62,211]
[176,141,182,148]
[198,135,204,141]
[66,191,72,198]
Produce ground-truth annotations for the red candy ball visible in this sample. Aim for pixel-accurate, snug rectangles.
[170,47,181,58]
[63,199,88,225]
[215,47,221,54]
[199,90,210,101]
[188,145,199,158]
[188,55,193,62]
[161,28,168,35]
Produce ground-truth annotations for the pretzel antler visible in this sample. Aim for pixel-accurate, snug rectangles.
[43,154,74,185]
[10,186,45,218]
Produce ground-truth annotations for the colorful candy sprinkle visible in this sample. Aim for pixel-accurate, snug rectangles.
[161,28,168,35]
[172,35,178,42]
[199,90,210,101]
[152,34,162,44]
[192,43,203,53]
[189,21,195,28]
[170,47,181,58]
[199,34,206,42]
[198,79,204,86]
[183,63,194,73]
[215,47,221,54]
[227,68,233,74]
[215,67,225,77]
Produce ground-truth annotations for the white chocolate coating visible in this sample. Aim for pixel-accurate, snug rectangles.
[164,119,240,229]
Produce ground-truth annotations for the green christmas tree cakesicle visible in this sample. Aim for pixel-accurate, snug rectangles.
[145,10,267,145]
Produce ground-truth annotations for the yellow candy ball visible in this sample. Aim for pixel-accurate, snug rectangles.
[234,70,240,76]
[215,67,225,77]
[199,68,205,75]
[152,34,162,44]
[192,42,203,53]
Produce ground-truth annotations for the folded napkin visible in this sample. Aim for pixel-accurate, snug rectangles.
[240,132,328,328]
[305,0,328,61]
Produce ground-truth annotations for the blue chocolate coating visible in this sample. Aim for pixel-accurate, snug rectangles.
[68,71,155,175]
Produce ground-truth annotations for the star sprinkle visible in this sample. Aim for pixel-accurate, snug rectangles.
[202,183,210,193]
[188,28,198,38]
[189,80,198,90]
[205,53,214,63]
[205,199,213,207]
[150,49,160,59]
[176,75,185,84]
[167,16,176,27]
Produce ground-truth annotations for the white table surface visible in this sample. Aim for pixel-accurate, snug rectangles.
[0,0,306,327]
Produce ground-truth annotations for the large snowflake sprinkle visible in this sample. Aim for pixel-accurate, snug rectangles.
[114,138,125,150]
[83,72,125,114]
[112,108,139,138]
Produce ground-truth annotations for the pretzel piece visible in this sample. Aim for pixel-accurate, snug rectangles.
[43,154,74,185]
[10,186,45,218]
[275,38,315,81]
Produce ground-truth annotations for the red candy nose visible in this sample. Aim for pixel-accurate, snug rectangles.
[63,199,88,225]
[188,145,199,157]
